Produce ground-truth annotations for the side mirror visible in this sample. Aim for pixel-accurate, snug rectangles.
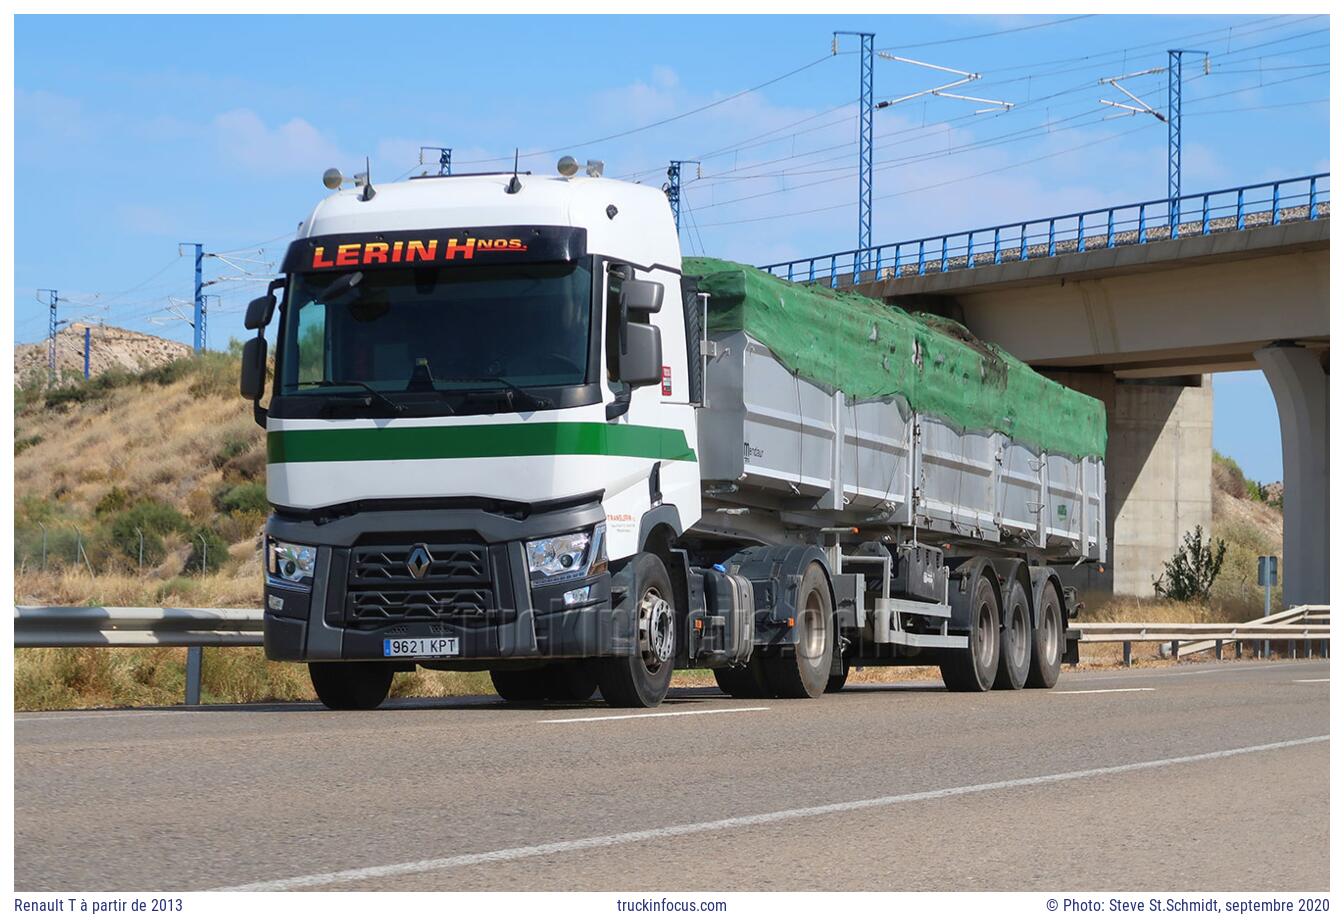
[244,293,276,330]
[619,322,662,388]
[620,279,664,314]
[239,336,269,401]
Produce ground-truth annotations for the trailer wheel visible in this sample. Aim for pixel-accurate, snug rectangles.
[596,553,676,708]
[712,659,770,698]
[490,667,549,702]
[1026,582,1064,689]
[543,662,599,701]
[993,580,1032,690]
[761,563,833,699]
[939,572,1001,692]
[308,661,394,710]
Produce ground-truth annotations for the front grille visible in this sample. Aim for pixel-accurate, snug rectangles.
[346,542,495,629]
[349,544,488,586]
[349,588,494,625]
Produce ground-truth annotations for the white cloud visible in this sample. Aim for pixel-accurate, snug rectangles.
[15,89,90,142]
[210,109,348,176]
[117,204,179,236]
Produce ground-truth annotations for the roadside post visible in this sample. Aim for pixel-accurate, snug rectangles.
[1258,555,1278,658]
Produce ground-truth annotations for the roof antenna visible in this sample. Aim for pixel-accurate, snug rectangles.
[505,148,522,194]
[359,156,376,201]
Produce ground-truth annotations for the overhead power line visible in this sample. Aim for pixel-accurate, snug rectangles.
[453,53,842,168]
[878,14,1095,51]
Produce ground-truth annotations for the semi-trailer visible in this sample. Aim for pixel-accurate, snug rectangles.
[240,162,1106,710]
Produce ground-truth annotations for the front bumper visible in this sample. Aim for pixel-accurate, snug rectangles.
[262,500,634,664]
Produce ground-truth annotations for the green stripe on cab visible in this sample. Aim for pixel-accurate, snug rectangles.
[267,422,697,464]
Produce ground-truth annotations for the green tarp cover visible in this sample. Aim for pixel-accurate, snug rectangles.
[686,257,1107,459]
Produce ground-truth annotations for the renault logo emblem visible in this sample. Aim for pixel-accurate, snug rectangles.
[406,545,433,579]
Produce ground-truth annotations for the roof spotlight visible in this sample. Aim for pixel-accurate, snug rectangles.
[557,156,579,177]
[585,160,604,178]
[322,168,344,190]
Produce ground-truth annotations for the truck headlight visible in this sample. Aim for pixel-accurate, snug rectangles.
[527,525,606,585]
[267,539,316,591]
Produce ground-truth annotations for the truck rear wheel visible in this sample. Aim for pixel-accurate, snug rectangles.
[939,573,1001,692]
[993,580,1032,690]
[543,662,598,701]
[1026,582,1064,689]
[490,667,549,702]
[596,553,676,708]
[760,563,833,699]
[309,661,394,710]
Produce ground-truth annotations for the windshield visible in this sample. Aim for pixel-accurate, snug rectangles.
[278,261,593,398]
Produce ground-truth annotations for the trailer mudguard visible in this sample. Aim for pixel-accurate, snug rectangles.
[989,558,1035,626]
[945,556,1004,634]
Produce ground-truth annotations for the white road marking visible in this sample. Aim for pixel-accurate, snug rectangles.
[538,706,769,724]
[217,734,1328,891]
[15,710,194,723]
[1052,687,1154,695]
[1294,678,1330,683]
[1068,662,1321,683]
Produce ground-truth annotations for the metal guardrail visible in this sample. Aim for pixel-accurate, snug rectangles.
[13,603,1329,703]
[759,173,1330,288]
[14,606,263,706]
[14,606,264,648]
[1071,605,1330,666]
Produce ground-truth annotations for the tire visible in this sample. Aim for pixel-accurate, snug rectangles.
[596,554,676,708]
[939,572,1001,692]
[490,667,549,702]
[543,661,598,701]
[993,579,1032,690]
[1026,582,1065,689]
[760,563,833,699]
[712,659,771,698]
[309,661,394,710]
[825,663,851,694]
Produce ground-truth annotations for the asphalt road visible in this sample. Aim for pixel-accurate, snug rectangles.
[14,658,1330,892]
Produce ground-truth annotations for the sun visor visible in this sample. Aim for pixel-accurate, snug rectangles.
[283,226,587,273]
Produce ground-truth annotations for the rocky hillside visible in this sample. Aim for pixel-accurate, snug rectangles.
[15,324,192,388]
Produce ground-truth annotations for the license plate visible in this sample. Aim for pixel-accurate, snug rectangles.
[383,637,459,658]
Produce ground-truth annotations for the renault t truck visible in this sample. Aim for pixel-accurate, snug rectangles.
[240,161,1106,710]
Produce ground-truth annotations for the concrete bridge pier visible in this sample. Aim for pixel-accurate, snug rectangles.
[1254,343,1330,605]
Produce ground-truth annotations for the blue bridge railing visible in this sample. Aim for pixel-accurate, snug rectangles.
[758,173,1329,289]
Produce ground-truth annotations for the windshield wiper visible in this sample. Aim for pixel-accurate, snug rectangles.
[295,379,410,416]
[436,376,554,411]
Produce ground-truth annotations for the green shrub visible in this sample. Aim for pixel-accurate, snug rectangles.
[14,433,43,455]
[212,436,254,469]
[94,486,132,516]
[213,482,269,516]
[42,367,138,410]
[1154,525,1228,602]
[183,529,231,576]
[187,352,238,399]
[106,500,187,567]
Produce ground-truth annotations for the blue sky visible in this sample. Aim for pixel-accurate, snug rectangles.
[13,14,1328,480]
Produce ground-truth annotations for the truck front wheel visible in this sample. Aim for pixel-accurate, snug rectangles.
[596,553,676,708]
[309,661,394,710]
